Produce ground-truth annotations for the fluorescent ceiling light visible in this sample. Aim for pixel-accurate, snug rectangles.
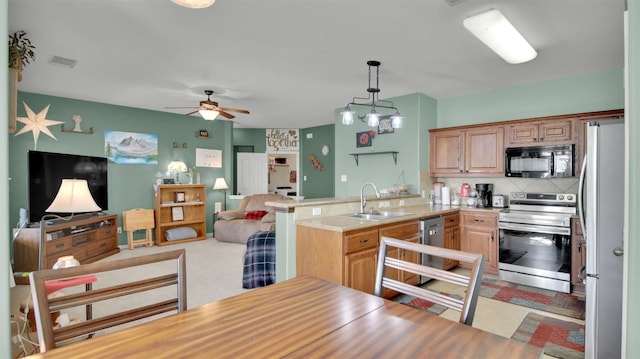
[463,9,537,64]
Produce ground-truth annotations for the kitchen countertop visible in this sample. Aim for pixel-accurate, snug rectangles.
[295,204,504,232]
[265,194,422,211]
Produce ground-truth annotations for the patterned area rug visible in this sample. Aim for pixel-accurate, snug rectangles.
[480,278,585,320]
[393,278,585,320]
[512,312,585,359]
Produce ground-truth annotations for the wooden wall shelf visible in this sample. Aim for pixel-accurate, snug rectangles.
[349,151,398,166]
[61,125,93,134]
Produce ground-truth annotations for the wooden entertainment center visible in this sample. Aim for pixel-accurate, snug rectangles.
[13,214,120,285]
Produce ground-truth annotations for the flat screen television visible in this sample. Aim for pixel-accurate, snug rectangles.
[28,150,108,223]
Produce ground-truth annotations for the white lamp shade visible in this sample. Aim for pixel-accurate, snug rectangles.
[366,110,380,127]
[199,109,220,120]
[213,177,229,190]
[171,0,215,9]
[46,179,101,213]
[341,106,355,125]
[463,9,537,64]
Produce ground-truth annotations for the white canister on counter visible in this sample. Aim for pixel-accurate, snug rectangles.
[441,186,450,205]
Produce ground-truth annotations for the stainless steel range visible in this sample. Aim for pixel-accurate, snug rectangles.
[498,192,576,293]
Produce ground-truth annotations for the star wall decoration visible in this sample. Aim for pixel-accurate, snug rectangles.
[14,102,64,150]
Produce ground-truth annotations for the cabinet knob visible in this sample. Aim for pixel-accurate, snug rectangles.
[360,238,369,244]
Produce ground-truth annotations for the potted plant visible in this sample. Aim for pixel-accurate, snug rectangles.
[8,31,36,133]
[9,30,36,80]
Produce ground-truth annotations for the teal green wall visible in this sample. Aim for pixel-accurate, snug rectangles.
[9,92,232,245]
[334,93,437,196]
[301,124,334,198]
[233,128,267,153]
[437,69,624,127]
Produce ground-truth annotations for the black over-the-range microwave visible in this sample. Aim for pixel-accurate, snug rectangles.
[505,144,574,178]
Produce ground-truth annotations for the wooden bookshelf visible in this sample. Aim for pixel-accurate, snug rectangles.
[154,184,206,246]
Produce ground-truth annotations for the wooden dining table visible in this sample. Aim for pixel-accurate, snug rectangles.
[26,275,542,358]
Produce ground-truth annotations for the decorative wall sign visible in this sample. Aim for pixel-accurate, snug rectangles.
[309,154,323,171]
[378,118,394,134]
[195,148,222,168]
[356,131,376,148]
[266,128,299,151]
[105,130,158,165]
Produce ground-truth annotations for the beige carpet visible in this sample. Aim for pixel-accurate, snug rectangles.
[10,238,249,356]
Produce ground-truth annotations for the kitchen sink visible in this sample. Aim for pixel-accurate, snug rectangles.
[343,211,413,221]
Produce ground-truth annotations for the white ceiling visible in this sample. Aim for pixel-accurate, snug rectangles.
[9,0,625,129]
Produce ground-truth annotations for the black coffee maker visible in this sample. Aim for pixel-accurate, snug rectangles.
[475,183,493,208]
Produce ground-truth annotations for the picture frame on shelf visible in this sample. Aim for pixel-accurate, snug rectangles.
[378,118,394,134]
[171,206,184,221]
[163,178,175,184]
[175,192,186,203]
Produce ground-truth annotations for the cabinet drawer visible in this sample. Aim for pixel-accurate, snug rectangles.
[443,213,460,228]
[46,237,73,255]
[97,226,117,240]
[379,221,419,239]
[345,229,379,253]
[88,237,117,254]
[461,212,497,227]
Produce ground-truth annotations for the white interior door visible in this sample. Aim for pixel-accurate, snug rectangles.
[237,152,268,195]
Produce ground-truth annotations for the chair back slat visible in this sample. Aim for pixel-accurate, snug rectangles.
[30,249,186,352]
[375,236,485,326]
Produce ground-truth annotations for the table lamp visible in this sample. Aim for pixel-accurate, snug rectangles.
[39,179,102,270]
[167,160,187,183]
[213,178,229,212]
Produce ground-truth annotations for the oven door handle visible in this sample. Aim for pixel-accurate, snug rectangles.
[498,222,571,236]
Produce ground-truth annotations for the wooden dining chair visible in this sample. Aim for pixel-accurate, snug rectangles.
[374,236,485,326]
[29,249,187,353]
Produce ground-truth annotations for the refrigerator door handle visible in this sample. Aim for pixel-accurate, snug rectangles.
[577,156,587,236]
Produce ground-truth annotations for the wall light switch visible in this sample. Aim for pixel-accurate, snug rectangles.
[341,175,347,182]
[303,175,307,181]
[306,133,313,139]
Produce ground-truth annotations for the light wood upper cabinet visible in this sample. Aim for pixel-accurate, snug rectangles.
[430,125,504,177]
[504,119,574,147]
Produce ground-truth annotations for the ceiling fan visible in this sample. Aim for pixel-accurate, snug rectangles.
[168,90,250,120]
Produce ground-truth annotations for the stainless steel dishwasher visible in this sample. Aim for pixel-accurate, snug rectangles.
[420,216,445,283]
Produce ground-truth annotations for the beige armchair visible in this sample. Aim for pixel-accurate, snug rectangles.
[214,193,290,244]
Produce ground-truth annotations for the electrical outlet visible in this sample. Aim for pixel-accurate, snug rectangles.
[312,207,322,216]
[117,226,122,234]
[341,175,347,182]
[379,201,390,208]
[399,200,405,206]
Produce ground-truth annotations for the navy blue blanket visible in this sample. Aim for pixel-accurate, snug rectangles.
[242,231,276,289]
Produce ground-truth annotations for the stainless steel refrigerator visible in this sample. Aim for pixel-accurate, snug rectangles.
[578,120,625,359]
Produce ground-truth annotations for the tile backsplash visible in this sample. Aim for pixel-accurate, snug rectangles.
[420,171,579,198]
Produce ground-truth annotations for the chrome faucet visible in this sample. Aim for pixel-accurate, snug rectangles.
[360,183,380,214]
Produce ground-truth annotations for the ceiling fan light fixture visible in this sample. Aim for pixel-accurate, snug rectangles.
[171,0,215,9]
[199,109,219,120]
[463,9,537,64]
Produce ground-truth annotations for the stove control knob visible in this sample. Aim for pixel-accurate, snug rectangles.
[558,195,564,200]
[566,195,573,201]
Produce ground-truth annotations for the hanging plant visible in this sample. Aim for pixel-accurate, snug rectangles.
[9,30,36,73]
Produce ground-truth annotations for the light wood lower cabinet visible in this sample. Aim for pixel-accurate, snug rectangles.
[296,219,420,298]
[460,211,498,274]
[442,213,461,270]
